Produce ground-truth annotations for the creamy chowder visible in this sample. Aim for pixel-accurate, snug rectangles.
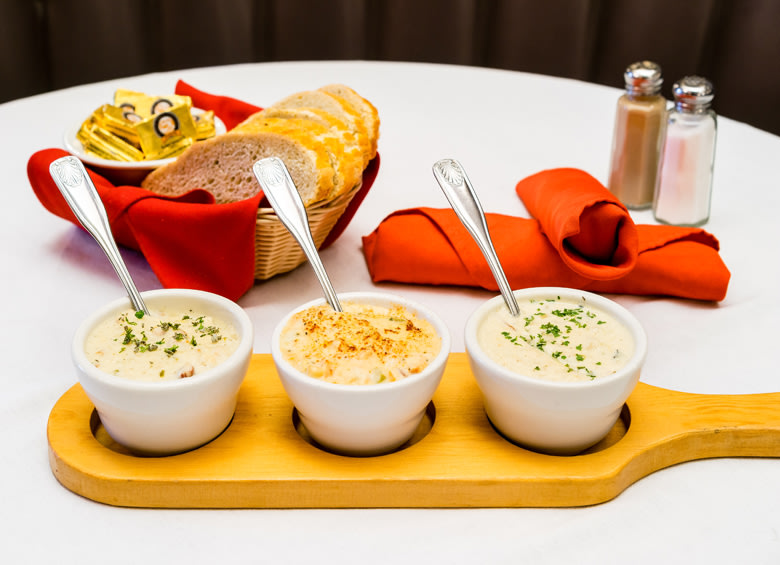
[477,296,634,382]
[85,307,240,382]
[279,301,441,385]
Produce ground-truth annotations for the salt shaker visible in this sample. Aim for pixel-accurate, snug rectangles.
[653,76,717,226]
[607,61,667,209]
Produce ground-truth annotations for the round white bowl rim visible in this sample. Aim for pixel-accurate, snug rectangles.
[464,287,647,390]
[63,109,226,170]
[271,291,451,392]
[72,288,253,391]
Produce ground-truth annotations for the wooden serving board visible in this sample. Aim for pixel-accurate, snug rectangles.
[47,353,780,508]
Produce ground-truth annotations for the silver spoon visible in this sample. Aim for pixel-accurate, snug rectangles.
[432,158,521,317]
[252,157,342,312]
[49,156,150,315]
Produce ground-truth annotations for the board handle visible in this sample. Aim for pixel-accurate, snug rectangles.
[621,383,780,468]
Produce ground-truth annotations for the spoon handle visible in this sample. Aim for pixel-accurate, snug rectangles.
[432,158,520,317]
[252,157,342,312]
[49,156,149,315]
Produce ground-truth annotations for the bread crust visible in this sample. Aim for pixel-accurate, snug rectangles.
[243,108,364,198]
[319,84,380,161]
[271,90,372,168]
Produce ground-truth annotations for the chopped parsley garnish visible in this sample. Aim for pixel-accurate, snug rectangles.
[495,297,618,380]
[192,316,206,330]
[111,310,227,359]
[501,331,521,345]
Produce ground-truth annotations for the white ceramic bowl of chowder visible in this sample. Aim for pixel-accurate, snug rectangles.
[465,287,647,455]
[72,288,253,455]
[271,291,451,456]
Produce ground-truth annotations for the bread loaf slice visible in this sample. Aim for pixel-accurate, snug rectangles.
[233,113,358,200]
[319,84,380,161]
[270,90,372,168]
[140,131,334,205]
[242,107,365,197]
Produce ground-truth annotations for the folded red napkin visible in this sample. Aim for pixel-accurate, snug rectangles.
[29,83,379,300]
[515,168,638,280]
[362,169,730,301]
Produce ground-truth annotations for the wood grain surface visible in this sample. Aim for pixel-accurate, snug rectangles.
[47,353,780,508]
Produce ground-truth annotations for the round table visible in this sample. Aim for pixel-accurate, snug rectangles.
[2,61,779,563]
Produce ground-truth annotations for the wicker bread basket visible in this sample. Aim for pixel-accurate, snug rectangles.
[253,181,362,280]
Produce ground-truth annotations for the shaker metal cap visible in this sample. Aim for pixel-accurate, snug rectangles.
[624,61,663,95]
[673,75,714,107]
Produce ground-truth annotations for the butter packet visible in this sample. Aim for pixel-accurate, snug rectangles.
[93,104,141,146]
[77,116,145,162]
[134,103,197,160]
[77,88,216,162]
[113,89,192,120]
[192,110,216,140]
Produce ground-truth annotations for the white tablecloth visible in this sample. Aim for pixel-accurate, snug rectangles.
[2,61,779,563]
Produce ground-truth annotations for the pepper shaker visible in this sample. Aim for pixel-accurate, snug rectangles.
[653,76,717,227]
[607,61,667,209]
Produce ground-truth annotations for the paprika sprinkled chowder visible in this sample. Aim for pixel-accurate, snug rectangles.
[465,287,647,455]
[271,291,451,456]
[278,300,441,385]
[72,289,253,455]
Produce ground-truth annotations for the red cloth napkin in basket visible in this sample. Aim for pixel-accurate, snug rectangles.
[28,82,379,301]
[362,168,730,301]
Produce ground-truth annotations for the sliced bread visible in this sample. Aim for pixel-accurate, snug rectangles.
[233,113,359,199]
[141,85,377,207]
[319,84,380,160]
[140,130,334,205]
[270,90,372,168]
[247,107,365,197]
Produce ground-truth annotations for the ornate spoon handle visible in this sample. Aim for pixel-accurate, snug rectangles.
[253,157,342,312]
[433,158,520,317]
[49,156,149,315]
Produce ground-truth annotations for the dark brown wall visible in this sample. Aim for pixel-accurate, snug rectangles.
[2,0,778,134]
